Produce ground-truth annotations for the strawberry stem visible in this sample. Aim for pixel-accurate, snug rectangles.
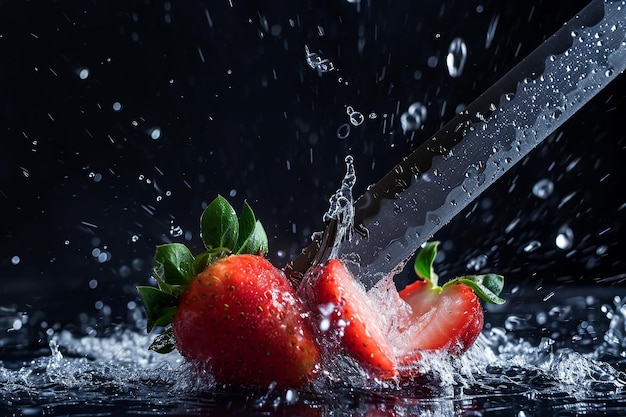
[444,274,505,305]
[413,241,506,304]
[413,241,439,286]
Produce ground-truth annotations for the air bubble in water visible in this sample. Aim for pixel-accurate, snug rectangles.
[446,37,467,78]
[555,225,574,250]
[532,178,554,199]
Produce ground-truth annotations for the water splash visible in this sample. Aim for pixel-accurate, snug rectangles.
[2,290,626,415]
[322,156,357,258]
[305,45,335,75]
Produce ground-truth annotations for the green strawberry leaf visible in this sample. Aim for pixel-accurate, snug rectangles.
[149,327,176,354]
[414,241,440,286]
[200,195,239,251]
[445,274,506,305]
[237,220,268,255]
[153,243,195,288]
[137,286,179,332]
[192,249,227,276]
[234,201,256,252]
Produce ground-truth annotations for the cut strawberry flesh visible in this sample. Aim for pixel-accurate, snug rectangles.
[298,259,396,377]
[396,280,484,360]
[299,258,485,379]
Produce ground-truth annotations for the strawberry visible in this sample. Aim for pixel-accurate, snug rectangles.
[299,242,504,377]
[137,196,320,387]
[298,259,395,377]
[395,241,504,367]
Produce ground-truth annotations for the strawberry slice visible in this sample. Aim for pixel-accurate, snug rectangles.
[298,258,396,377]
[299,242,504,378]
[137,196,320,387]
[396,242,504,368]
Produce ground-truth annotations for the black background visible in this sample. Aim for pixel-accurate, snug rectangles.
[1,0,624,331]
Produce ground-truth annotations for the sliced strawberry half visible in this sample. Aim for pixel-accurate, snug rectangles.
[395,242,504,369]
[299,242,505,378]
[298,258,396,377]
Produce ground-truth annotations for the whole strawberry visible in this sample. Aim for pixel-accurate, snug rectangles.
[138,196,320,387]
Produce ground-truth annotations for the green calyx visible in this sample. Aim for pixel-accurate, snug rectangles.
[413,241,505,305]
[136,195,269,353]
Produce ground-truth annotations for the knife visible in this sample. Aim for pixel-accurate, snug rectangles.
[286,0,626,289]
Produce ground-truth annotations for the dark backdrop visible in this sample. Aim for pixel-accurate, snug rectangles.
[1,0,624,331]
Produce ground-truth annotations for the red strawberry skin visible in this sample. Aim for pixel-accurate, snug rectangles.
[299,259,395,377]
[172,254,320,387]
[396,280,483,364]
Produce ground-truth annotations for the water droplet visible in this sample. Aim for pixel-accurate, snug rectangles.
[466,254,488,271]
[12,319,22,331]
[555,225,574,250]
[170,224,183,237]
[485,14,499,49]
[11,255,20,265]
[97,251,111,263]
[149,127,161,140]
[89,172,102,182]
[305,46,334,73]
[112,102,122,112]
[131,235,140,243]
[400,112,421,133]
[336,123,350,139]
[349,111,364,126]
[78,67,90,79]
[446,37,467,78]
[408,102,427,121]
[523,240,542,253]
[532,178,554,199]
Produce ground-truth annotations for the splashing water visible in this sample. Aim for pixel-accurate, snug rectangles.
[2,289,626,416]
[322,156,357,258]
[305,45,335,75]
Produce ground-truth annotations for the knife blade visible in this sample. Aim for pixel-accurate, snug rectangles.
[286,0,626,289]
